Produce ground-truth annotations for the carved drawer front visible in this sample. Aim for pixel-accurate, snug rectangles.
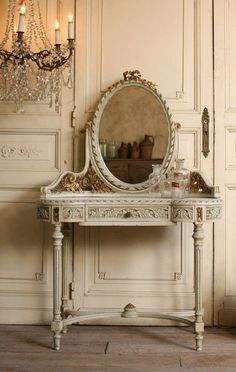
[62,206,84,222]
[87,205,170,222]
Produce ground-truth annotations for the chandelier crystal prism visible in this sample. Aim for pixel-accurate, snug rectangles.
[0,0,75,112]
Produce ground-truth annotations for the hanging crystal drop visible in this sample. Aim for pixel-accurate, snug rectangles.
[0,0,74,111]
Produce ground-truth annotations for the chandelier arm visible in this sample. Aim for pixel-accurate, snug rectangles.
[31,48,74,72]
[0,0,75,111]
[0,50,13,68]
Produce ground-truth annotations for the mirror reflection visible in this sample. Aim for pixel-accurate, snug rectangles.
[99,85,169,184]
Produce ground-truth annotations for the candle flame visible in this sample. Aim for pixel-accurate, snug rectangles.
[68,15,73,22]
[55,21,60,30]
[20,5,26,14]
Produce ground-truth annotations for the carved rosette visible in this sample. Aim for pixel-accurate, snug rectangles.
[53,164,113,193]
[37,206,50,221]
[63,207,83,220]
[88,206,169,220]
[174,272,183,281]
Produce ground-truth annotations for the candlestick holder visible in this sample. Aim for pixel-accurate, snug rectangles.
[0,0,75,112]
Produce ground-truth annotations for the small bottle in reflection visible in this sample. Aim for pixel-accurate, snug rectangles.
[107,140,116,158]
[99,138,107,158]
[118,142,128,158]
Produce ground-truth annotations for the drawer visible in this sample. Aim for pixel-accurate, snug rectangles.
[87,205,170,222]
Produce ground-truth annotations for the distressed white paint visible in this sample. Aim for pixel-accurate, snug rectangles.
[73,0,214,326]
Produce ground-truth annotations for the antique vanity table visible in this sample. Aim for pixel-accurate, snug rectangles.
[37,71,222,351]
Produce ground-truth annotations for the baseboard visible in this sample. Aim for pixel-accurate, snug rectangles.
[0,308,52,324]
[218,309,236,326]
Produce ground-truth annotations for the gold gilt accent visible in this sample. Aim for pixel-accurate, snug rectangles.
[124,303,136,310]
[53,164,113,193]
[107,70,157,92]
[197,207,203,222]
[175,122,181,130]
[190,172,213,195]
[123,70,157,90]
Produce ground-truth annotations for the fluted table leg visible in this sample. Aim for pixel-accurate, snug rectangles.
[193,222,204,351]
[62,223,72,333]
[51,224,63,351]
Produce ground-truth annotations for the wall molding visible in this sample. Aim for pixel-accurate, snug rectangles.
[85,0,201,114]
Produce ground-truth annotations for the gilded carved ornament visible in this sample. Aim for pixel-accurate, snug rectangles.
[53,164,113,193]
[122,70,157,90]
[189,172,213,195]
[105,70,158,95]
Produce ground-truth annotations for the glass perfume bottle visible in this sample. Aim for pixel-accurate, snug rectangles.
[159,172,173,198]
[148,164,162,194]
[171,159,190,198]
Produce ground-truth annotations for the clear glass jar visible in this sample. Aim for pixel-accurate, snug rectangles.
[159,173,172,198]
[171,159,190,198]
[148,164,162,194]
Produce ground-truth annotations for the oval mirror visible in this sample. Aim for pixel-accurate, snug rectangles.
[90,71,176,193]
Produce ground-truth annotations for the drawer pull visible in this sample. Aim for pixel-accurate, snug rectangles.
[124,211,132,218]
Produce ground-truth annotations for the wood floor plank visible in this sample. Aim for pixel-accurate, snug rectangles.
[0,352,181,371]
[1,326,236,371]
[180,352,236,369]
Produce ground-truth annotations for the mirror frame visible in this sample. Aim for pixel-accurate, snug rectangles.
[89,71,176,193]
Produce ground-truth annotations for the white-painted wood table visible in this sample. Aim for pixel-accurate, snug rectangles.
[37,193,222,351]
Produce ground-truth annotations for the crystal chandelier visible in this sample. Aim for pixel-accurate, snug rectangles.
[0,0,75,112]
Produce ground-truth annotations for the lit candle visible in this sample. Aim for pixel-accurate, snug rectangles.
[55,21,61,44]
[17,5,26,32]
[68,15,74,40]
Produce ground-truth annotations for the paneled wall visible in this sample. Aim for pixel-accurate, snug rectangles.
[73,0,215,325]
[0,0,75,323]
[0,0,233,326]
[214,0,236,325]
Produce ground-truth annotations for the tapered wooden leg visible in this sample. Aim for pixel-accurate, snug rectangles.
[62,223,72,333]
[51,224,63,350]
[193,223,204,351]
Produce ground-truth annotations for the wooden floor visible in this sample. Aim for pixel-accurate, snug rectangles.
[1,325,236,371]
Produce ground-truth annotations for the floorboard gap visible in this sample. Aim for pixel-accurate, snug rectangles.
[104,341,109,354]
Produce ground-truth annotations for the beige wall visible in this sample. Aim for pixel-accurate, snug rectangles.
[0,0,75,323]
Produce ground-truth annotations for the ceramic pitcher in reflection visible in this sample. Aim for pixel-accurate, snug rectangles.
[139,135,154,159]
